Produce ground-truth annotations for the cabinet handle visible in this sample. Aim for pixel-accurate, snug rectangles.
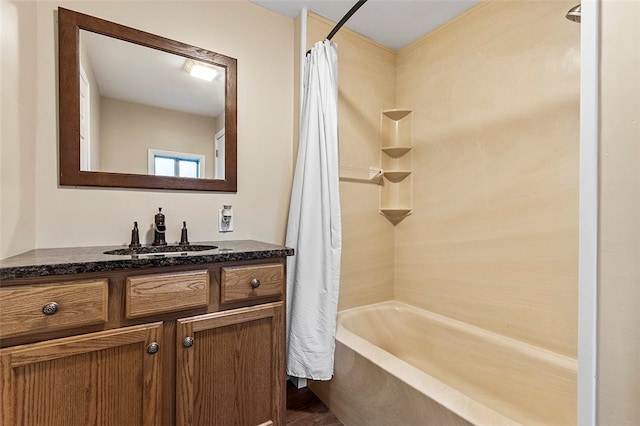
[183,337,194,348]
[250,278,261,289]
[42,302,59,316]
[146,342,160,354]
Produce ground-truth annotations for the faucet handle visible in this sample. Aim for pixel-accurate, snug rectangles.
[155,208,165,225]
[129,221,141,248]
[180,221,190,246]
[154,208,166,233]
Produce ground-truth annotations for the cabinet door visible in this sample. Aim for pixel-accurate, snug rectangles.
[1,322,163,426]
[176,301,285,426]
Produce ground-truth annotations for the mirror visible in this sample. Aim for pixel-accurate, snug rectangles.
[58,8,237,191]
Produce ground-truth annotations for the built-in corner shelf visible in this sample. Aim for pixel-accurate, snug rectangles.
[383,170,411,183]
[381,109,412,121]
[380,109,413,225]
[379,208,412,226]
[379,209,412,218]
[381,146,412,158]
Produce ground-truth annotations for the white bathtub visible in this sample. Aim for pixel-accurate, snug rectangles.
[309,301,576,425]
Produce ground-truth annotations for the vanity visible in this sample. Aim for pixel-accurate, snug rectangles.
[0,241,293,426]
[0,7,293,425]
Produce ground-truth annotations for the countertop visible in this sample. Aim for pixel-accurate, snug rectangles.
[0,240,294,281]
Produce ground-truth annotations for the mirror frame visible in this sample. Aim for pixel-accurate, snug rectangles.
[58,7,237,191]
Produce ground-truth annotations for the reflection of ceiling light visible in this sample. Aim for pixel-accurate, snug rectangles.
[184,60,219,81]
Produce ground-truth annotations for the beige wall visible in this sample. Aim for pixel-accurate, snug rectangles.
[1,0,38,259]
[305,13,396,310]
[100,97,217,178]
[394,0,580,357]
[7,0,294,250]
[598,0,640,423]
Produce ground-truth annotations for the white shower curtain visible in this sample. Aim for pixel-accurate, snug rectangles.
[285,40,342,381]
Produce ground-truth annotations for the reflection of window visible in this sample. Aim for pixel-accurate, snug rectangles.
[154,156,199,178]
[148,149,205,178]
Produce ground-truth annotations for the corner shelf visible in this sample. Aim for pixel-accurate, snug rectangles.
[383,170,411,183]
[380,109,413,225]
[381,146,412,158]
[379,208,412,218]
[379,208,412,226]
[381,109,412,121]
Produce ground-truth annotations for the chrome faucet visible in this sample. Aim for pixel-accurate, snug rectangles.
[152,208,167,246]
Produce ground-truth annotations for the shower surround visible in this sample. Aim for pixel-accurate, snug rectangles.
[302,0,579,423]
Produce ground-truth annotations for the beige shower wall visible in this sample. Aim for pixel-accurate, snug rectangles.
[305,13,396,310]
[394,0,580,357]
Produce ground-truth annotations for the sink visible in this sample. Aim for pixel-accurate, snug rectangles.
[103,244,218,256]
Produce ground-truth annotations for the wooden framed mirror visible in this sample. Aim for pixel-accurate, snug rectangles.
[58,7,237,191]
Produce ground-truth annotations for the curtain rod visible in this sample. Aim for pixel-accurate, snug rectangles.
[306,0,368,55]
[326,0,368,40]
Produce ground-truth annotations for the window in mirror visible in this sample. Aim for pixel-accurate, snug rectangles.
[148,149,204,178]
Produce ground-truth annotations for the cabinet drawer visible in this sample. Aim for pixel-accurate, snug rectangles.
[126,270,209,318]
[221,264,284,304]
[0,280,108,339]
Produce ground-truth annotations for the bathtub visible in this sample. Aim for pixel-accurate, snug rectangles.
[309,301,576,425]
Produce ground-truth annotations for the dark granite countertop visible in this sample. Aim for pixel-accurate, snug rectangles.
[0,240,294,281]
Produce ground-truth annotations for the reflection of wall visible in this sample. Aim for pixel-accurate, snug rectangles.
[79,35,101,171]
[100,97,216,178]
[215,111,225,134]
[9,0,293,249]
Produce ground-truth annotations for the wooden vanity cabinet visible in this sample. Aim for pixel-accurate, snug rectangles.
[0,258,287,426]
[0,322,163,426]
[176,302,285,426]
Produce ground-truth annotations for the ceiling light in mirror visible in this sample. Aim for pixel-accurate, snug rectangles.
[184,60,220,82]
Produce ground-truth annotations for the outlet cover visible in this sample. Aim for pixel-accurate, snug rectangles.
[218,209,234,232]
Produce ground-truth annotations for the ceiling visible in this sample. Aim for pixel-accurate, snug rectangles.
[82,30,225,118]
[250,0,481,50]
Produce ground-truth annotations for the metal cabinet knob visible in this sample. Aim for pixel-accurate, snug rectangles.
[42,302,59,316]
[183,337,194,348]
[146,342,160,354]
[250,278,261,289]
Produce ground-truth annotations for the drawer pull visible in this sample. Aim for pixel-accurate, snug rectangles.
[146,342,160,354]
[42,302,59,316]
[183,336,194,348]
[250,278,261,289]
